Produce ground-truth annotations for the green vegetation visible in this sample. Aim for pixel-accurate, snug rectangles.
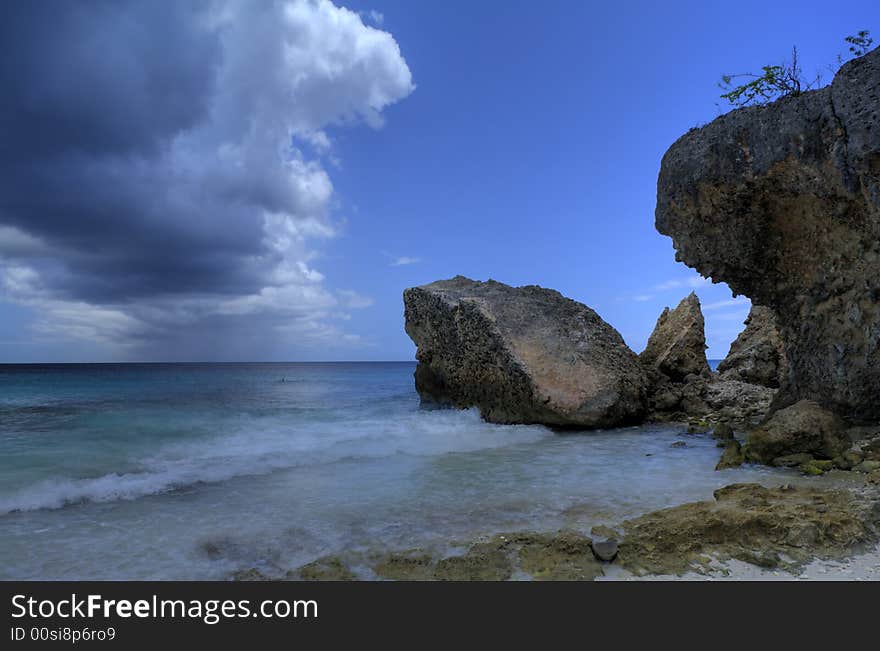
[845,30,874,57]
[719,30,872,108]
[719,47,811,107]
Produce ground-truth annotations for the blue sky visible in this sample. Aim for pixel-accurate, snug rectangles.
[0,1,875,362]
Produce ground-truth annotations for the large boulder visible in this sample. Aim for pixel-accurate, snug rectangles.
[744,400,849,465]
[717,306,787,388]
[639,292,710,381]
[403,276,649,427]
[655,47,880,422]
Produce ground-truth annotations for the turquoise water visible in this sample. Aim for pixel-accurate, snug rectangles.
[0,362,790,580]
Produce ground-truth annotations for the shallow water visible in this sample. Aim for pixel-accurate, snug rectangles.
[0,362,805,580]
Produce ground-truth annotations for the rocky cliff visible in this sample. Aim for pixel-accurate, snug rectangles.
[403,276,649,427]
[655,47,880,422]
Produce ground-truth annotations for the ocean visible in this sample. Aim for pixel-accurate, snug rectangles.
[0,361,790,580]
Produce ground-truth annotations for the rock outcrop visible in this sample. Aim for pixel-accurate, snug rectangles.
[616,483,878,576]
[744,400,849,465]
[640,292,710,381]
[641,293,773,425]
[641,293,711,418]
[655,47,880,422]
[715,440,744,470]
[403,277,649,427]
[717,306,787,388]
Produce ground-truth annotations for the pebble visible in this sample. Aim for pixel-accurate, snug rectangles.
[591,540,619,562]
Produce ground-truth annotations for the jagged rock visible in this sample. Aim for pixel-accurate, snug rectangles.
[648,377,684,413]
[640,294,776,424]
[717,306,787,388]
[640,292,710,381]
[648,375,773,427]
[702,379,775,425]
[403,276,648,427]
[678,373,711,414]
[745,400,849,464]
[712,422,734,440]
[715,440,744,470]
[646,371,709,420]
[655,47,880,422]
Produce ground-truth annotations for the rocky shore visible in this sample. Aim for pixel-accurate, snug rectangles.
[233,476,880,581]
[242,48,880,582]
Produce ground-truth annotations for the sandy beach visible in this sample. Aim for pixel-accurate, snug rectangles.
[601,545,880,581]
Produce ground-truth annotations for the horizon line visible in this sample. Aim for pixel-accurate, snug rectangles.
[0,360,418,365]
[0,358,727,365]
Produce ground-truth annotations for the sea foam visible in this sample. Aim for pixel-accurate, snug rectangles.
[0,408,548,514]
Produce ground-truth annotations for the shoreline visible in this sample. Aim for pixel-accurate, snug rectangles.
[234,472,880,582]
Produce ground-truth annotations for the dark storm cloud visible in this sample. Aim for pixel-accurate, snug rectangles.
[0,1,262,301]
[0,1,219,160]
[0,0,414,357]
[1,153,267,300]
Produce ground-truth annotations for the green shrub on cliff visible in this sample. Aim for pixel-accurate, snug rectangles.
[845,30,873,57]
[718,46,816,108]
[718,30,872,108]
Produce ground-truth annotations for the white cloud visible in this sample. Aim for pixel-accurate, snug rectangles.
[702,296,752,359]
[702,297,750,311]
[365,10,385,26]
[628,272,712,302]
[713,309,752,320]
[32,302,148,349]
[390,256,421,266]
[652,274,711,292]
[336,289,375,309]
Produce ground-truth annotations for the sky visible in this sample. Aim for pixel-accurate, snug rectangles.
[0,0,875,362]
